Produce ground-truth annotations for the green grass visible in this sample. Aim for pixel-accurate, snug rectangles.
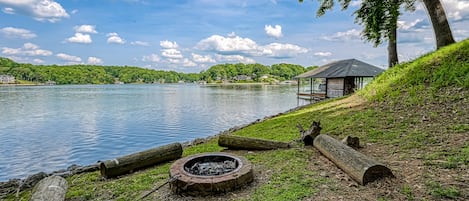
[3,39,469,200]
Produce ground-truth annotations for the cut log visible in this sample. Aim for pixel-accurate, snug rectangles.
[30,176,67,201]
[218,135,292,150]
[100,142,183,178]
[297,121,321,145]
[313,134,393,185]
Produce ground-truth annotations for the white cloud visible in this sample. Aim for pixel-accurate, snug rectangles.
[215,54,256,64]
[32,58,44,63]
[142,54,161,62]
[161,48,183,59]
[131,41,149,46]
[160,40,179,49]
[87,57,102,64]
[397,19,429,32]
[442,0,469,22]
[265,24,283,38]
[349,0,361,7]
[107,32,125,44]
[0,0,69,22]
[74,25,97,34]
[196,33,308,60]
[196,34,260,55]
[0,27,37,39]
[1,43,52,56]
[56,53,82,62]
[314,52,332,57]
[66,33,92,44]
[2,7,14,14]
[262,43,308,58]
[192,53,215,63]
[321,29,361,41]
[71,9,78,14]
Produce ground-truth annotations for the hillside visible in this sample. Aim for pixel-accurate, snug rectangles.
[3,39,468,200]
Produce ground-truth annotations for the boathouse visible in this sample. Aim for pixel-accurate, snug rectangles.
[295,59,384,100]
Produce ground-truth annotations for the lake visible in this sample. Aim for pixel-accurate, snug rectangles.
[0,84,309,181]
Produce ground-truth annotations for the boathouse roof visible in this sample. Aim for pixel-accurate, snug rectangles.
[295,59,384,79]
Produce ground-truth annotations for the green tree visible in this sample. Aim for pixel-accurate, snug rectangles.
[300,0,455,66]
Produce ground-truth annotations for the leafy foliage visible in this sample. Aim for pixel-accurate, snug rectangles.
[1,59,309,84]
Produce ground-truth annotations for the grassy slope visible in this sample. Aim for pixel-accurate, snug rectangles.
[5,40,468,201]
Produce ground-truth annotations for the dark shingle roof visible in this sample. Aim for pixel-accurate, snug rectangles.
[295,59,384,78]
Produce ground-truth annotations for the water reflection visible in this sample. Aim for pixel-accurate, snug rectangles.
[0,84,307,181]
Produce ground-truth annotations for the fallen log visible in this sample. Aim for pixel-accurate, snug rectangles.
[30,176,67,201]
[313,134,393,185]
[297,121,321,145]
[100,142,183,178]
[218,135,292,150]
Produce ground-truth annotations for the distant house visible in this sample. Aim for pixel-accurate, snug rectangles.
[295,59,384,99]
[0,75,15,84]
[45,80,56,85]
[233,75,252,81]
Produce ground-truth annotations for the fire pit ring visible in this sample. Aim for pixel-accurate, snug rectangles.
[169,152,253,196]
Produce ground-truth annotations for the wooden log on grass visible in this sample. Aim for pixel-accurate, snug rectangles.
[313,134,393,185]
[297,121,322,145]
[30,176,67,201]
[218,135,292,150]
[100,142,182,178]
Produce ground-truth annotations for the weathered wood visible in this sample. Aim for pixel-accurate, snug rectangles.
[313,134,393,185]
[341,135,360,149]
[218,135,292,150]
[30,176,67,201]
[100,142,183,178]
[297,121,322,145]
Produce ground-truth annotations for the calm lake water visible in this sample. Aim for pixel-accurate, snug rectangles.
[0,84,308,181]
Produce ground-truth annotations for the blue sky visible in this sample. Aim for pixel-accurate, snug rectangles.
[0,0,468,73]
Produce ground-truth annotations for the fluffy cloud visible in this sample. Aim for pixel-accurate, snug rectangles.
[87,57,102,64]
[313,52,332,57]
[192,53,215,63]
[262,43,308,58]
[2,43,52,56]
[443,0,469,22]
[66,33,92,44]
[321,29,361,41]
[74,25,97,34]
[0,0,69,22]
[131,41,149,46]
[265,24,283,38]
[107,33,125,44]
[215,54,256,64]
[398,19,429,32]
[161,48,183,59]
[160,40,179,49]
[2,7,14,14]
[196,34,259,55]
[0,27,37,39]
[56,53,82,62]
[196,33,307,59]
[167,58,197,67]
[32,58,44,63]
[142,54,161,62]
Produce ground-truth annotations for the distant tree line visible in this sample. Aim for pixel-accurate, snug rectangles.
[0,57,317,85]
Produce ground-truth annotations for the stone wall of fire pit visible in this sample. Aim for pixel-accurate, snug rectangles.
[169,152,253,196]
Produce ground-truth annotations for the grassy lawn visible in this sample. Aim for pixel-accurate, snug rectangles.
[4,39,468,200]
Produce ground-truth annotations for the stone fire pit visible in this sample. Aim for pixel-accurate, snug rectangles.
[169,152,253,196]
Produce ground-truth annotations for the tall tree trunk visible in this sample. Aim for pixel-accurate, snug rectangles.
[422,0,455,49]
[388,22,398,67]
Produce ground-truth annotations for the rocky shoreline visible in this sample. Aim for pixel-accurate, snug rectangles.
[0,101,315,198]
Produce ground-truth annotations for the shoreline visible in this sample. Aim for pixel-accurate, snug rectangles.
[0,99,318,196]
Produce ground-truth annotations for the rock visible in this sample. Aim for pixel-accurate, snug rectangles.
[20,172,48,190]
